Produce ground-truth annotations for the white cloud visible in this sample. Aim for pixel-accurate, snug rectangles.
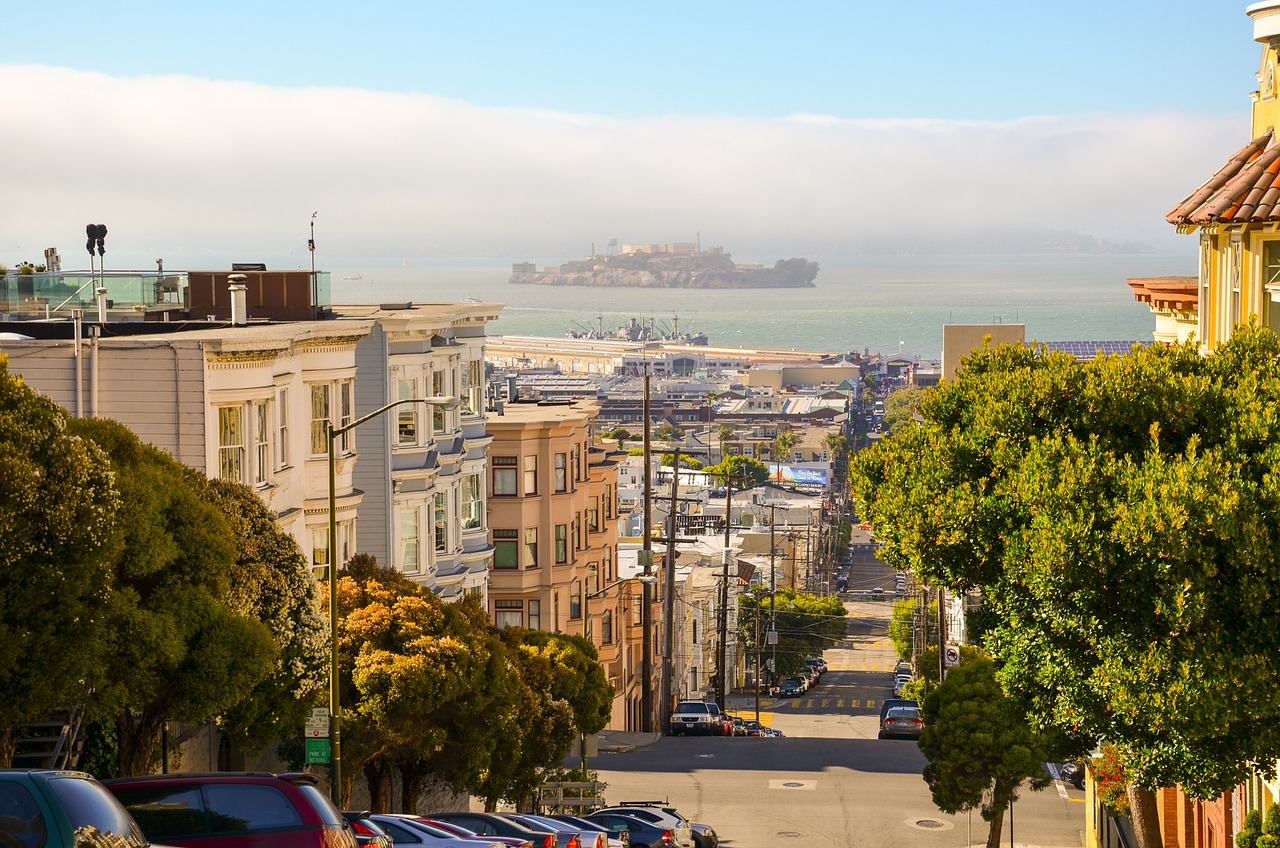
[0,65,1243,267]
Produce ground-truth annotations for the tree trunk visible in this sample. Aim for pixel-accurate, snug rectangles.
[0,723,14,768]
[363,758,390,813]
[397,760,427,814]
[1128,785,1164,848]
[117,710,166,776]
[985,805,1006,848]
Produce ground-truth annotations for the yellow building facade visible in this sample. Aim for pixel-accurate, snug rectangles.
[1167,2,1280,351]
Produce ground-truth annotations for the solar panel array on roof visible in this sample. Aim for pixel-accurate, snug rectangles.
[1042,341,1145,359]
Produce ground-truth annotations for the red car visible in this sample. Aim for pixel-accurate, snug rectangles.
[105,771,358,848]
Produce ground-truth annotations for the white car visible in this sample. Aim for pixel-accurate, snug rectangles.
[370,814,507,848]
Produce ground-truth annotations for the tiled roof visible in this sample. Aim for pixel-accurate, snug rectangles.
[1167,131,1280,226]
[1127,276,1198,311]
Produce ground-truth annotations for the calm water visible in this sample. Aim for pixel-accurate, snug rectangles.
[328,253,1196,359]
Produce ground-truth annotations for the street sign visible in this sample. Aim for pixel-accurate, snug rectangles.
[305,707,330,738]
[944,645,961,667]
[305,738,330,764]
[766,629,778,646]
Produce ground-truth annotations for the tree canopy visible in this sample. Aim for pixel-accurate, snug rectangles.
[918,656,1052,848]
[703,455,770,489]
[851,325,1280,800]
[72,418,279,776]
[739,588,845,682]
[0,357,119,765]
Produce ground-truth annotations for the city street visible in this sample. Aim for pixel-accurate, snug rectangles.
[591,597,1086,848]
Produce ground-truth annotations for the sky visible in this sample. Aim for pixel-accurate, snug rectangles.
[0,0,1266,268]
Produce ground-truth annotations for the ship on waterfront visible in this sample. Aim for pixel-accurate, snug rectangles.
[565,312,708,345]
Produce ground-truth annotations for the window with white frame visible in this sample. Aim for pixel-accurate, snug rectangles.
[555,524,568,564]
[570,578,581,620]
[218,406,245,483]
[397,378,419,445]
[1230,234,1243,334]
[461,358,482,415]
[1264,241,1280,334]
[276,387,290,469]
[434,492,448,553]
[601,608,613,643]
[461,473,483,530]
[1199,235,1212,345]
[528,599,541,631]
[339,380,353,452]
[432,369,447,433]
[311,527,329,575]
[399,507,420,572]
[254,402,269,485]
[310,384,330,455]
[525,527,538,567]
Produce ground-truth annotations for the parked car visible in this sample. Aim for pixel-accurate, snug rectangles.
[894,660,913,676]
[668,701,724,736]
[547,815,627,848]
[500,814,589,848]
[871,587,885,598]
[740,719,765,737]
[0,768,162,848]
[880,705,924,739]
[879,698,919,723]
[779,677,805,697]
[689,823,717,848]
[345,812,395,848]
[371,814,508,848]
[893,676,912,697]
[593,806,691,848]
[583,814,674,848]
[425,819,534,848]
[426,813,557,848]
[1060,762,1086,789]
[105,770,359,848]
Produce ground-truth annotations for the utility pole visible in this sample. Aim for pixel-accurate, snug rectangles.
[938,585,947,684]
[641,363,654,733]
[715,468,733,711]
[660,448,680,730]
[768,501,778,691]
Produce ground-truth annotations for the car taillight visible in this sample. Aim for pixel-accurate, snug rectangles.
[567,838,580,848]
[659,830,675,844]
[542,836,556,848]
[351,821,376,835]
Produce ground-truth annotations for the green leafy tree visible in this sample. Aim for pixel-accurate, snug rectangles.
[704,455,769,489]
[333,556,508,808]
[772,429,798,466]
[661,453,702,470]
[918,656,1051,848]
[739,589,845,682]
[603,428,633,449]
[716,424,736,462]
[888,597,917,661]
[73,418,278,776]
[0,357,120,766]
[851,325,1280,848]
[881,385,926,435]
[206,479,329,754]
[654,421,683,441]
[1259,805,1280,848]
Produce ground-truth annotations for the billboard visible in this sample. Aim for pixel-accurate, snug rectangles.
[765,464,829,486]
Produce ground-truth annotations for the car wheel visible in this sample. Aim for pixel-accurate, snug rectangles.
[877,731,885,739]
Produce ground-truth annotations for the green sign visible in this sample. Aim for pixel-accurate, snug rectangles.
[305,738,330,764]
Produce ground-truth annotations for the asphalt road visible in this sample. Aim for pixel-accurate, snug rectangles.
[591,598,1086,848]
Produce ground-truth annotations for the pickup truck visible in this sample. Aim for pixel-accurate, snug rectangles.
[0,768,165,848]
[668,701,724,736]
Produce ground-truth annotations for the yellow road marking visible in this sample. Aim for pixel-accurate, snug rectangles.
[820,699,831,708]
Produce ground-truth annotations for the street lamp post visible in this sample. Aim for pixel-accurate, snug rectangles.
[327,394,457,806]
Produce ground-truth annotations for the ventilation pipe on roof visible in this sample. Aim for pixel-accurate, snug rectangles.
[507,375,519,402]
[228,273,248,326]
[95,288,108,323]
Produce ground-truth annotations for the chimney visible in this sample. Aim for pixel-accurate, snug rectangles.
[507,375,519,402]
[95,288,108,323]
[228,273,248,326]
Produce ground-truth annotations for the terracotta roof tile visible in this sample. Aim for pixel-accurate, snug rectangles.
[1167,132,1279,225]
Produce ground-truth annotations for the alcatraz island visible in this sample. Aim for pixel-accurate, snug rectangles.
[510,240,819,289]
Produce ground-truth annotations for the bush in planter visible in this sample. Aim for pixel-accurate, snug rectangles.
[1257,805,1280,848]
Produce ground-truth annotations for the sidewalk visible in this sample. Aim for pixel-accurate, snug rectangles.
[597,729,662,753]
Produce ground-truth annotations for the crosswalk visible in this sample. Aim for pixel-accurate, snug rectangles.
[767,697,882,711]
[823,661,900,671]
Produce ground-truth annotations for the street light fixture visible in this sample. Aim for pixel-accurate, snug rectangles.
[326,394,458,805]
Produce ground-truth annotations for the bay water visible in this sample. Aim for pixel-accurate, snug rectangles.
[328,253,1197,360]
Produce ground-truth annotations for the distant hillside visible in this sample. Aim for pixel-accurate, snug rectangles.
[510,252,819,288]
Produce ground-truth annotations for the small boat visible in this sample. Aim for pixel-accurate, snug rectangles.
[462,296,482,303]
[342,274,363,281]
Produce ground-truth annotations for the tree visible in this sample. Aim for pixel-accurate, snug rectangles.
[661,453,702,470]
[887,598,916,661]
[716,424,736,463]
[772,429,798,466]
[72,418,278,776]
[704,455,769,489]
[0,356,120,765]
[918,656,1051,848]
[850,325,1280,848]
[738,589,845,682]
[603,427,633,450]
[332,556,508,808]
[654,421,683,442]
[205,480,329,755]
[1238,809,1264,848]
[881,385,926,435]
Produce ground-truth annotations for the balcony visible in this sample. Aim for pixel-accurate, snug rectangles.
[0,269,331,321]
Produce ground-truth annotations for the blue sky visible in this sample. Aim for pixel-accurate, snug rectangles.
[0,1,1265,264]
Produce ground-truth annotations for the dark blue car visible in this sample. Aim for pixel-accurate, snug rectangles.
[0,769,157,848]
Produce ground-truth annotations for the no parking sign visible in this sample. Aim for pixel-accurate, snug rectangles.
[944,645,961,667]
